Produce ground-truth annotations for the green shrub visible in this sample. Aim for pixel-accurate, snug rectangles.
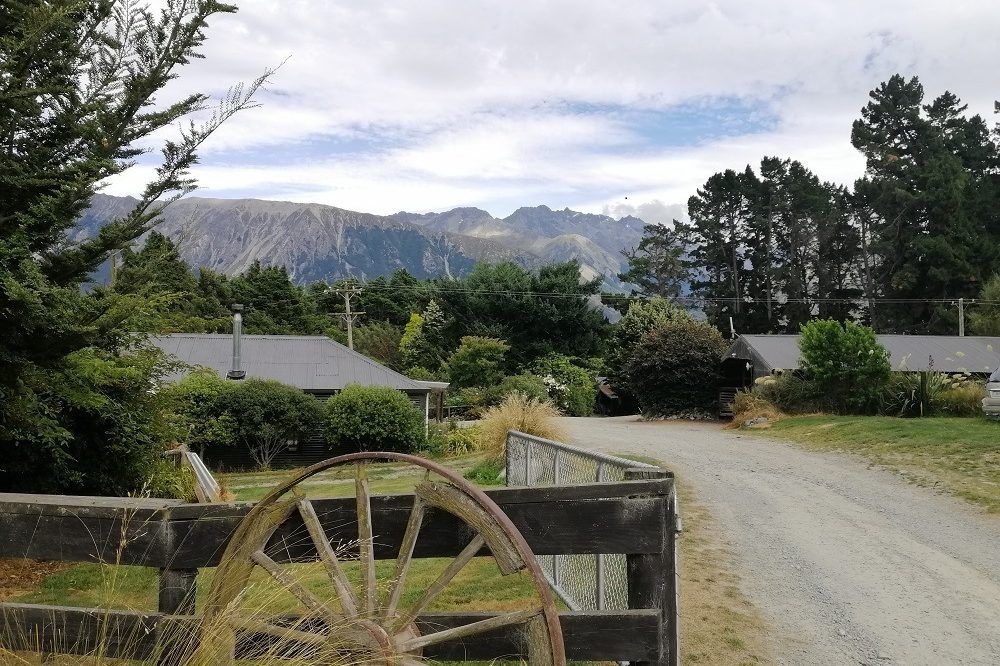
[625,319,727,415]
[1,345,185,497]
[445,425,484,455]
[464,458,504,486]
[447,386,489,418]
[161,368,236,453]
[446,336,510,390]
[754,374,827,414]
[532,354,596,416]
[881,372,986,417]
[418,422,485,457]
[325,384,424,453]
[880,372,940,416]
[226,379,324,469]
[485,373,549,405]
[799,319,890,414]
[607,297,692,388]
[419,422,450,458]
[147,462,198,502]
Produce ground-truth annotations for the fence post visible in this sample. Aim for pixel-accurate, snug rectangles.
[505,433,512,485]
[525,440,532,485]
[156,513,198,666]
[552,448,562,587]
[625,467,678,666]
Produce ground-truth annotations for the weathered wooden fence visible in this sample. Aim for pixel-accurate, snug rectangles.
[0,476,677,664]
[506,431,681,665]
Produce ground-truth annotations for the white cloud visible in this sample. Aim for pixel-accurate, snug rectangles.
[108,0,1000,218]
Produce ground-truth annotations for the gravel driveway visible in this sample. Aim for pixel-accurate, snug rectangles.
[560,416,1000,666]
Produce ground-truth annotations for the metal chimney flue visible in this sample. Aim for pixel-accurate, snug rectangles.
[227,304,246,380]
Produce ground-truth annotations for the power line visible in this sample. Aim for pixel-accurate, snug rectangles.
[347,280,1000,306]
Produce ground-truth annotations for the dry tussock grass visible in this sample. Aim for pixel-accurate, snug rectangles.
[727,391,786,429]
[477,392,566,458]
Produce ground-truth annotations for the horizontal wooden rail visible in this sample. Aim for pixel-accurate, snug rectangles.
[0,604,660,662]
[0,480,672,567]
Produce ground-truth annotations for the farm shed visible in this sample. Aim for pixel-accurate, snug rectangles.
[725,334,1000,381]
[151,333,444,469]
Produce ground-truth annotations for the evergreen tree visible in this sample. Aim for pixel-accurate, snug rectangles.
[0,0,267,493]
[675,169,754,331]
[619,224,688,298]
[851,74,1000,332]
[401,299,448,370]
[230,262,323,334]
[677,159,862,333]
[115,232,197,296]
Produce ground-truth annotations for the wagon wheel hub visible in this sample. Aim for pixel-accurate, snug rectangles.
[332,616,420,666]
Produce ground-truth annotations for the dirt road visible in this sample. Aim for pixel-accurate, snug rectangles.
[561,416,1000,666]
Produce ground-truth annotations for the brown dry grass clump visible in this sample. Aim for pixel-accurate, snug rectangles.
[478,392,566,458]
[727,390,786,429]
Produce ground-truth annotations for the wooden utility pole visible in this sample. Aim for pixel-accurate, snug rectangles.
[958,298,965,336]
[335,284,365,349]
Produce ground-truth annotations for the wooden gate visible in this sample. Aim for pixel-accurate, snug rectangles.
[0,477,676,664]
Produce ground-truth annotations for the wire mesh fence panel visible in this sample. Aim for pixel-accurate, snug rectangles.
[505,431,656,612]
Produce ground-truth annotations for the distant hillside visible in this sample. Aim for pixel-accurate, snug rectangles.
[392,204,646,287]
[79,195,648,287]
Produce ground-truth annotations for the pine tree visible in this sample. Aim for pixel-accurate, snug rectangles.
[675,169,754,331]
[0,1,269,492]
[619,224,688,299]
[851,74,1000,332]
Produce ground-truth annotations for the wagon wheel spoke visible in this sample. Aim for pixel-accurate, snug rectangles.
[297,498,359,617]
[229,616,329,649]
[398,607,541,652]
[356,464,377,617]
[250,549,341,627]
[390,533,486,632]
[383,492,426,619]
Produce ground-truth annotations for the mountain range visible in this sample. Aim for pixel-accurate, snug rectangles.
[77,194,648,288]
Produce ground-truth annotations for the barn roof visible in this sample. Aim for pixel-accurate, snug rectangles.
[729,334,1000,374]
[151,334,429,392]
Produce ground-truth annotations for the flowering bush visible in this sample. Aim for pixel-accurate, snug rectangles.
[532,354,595,416]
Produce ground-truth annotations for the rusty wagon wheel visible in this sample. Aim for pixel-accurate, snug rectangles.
[187,452,565,666]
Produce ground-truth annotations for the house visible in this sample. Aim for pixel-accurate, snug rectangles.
[719,334,1000,417]
[151,311,446,468]
[725,334,1000,380]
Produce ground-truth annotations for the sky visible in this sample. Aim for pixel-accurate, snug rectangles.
[105,1,1000,225]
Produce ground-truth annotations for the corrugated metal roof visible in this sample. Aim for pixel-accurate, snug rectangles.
[729,334,1000,374]
[152,334,428,392]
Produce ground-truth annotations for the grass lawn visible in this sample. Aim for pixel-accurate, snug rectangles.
[763,415,1000,512]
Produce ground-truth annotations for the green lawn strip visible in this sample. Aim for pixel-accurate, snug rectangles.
[14,454,527,618]
[220,453,491,502]
[763,415,1000,512]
